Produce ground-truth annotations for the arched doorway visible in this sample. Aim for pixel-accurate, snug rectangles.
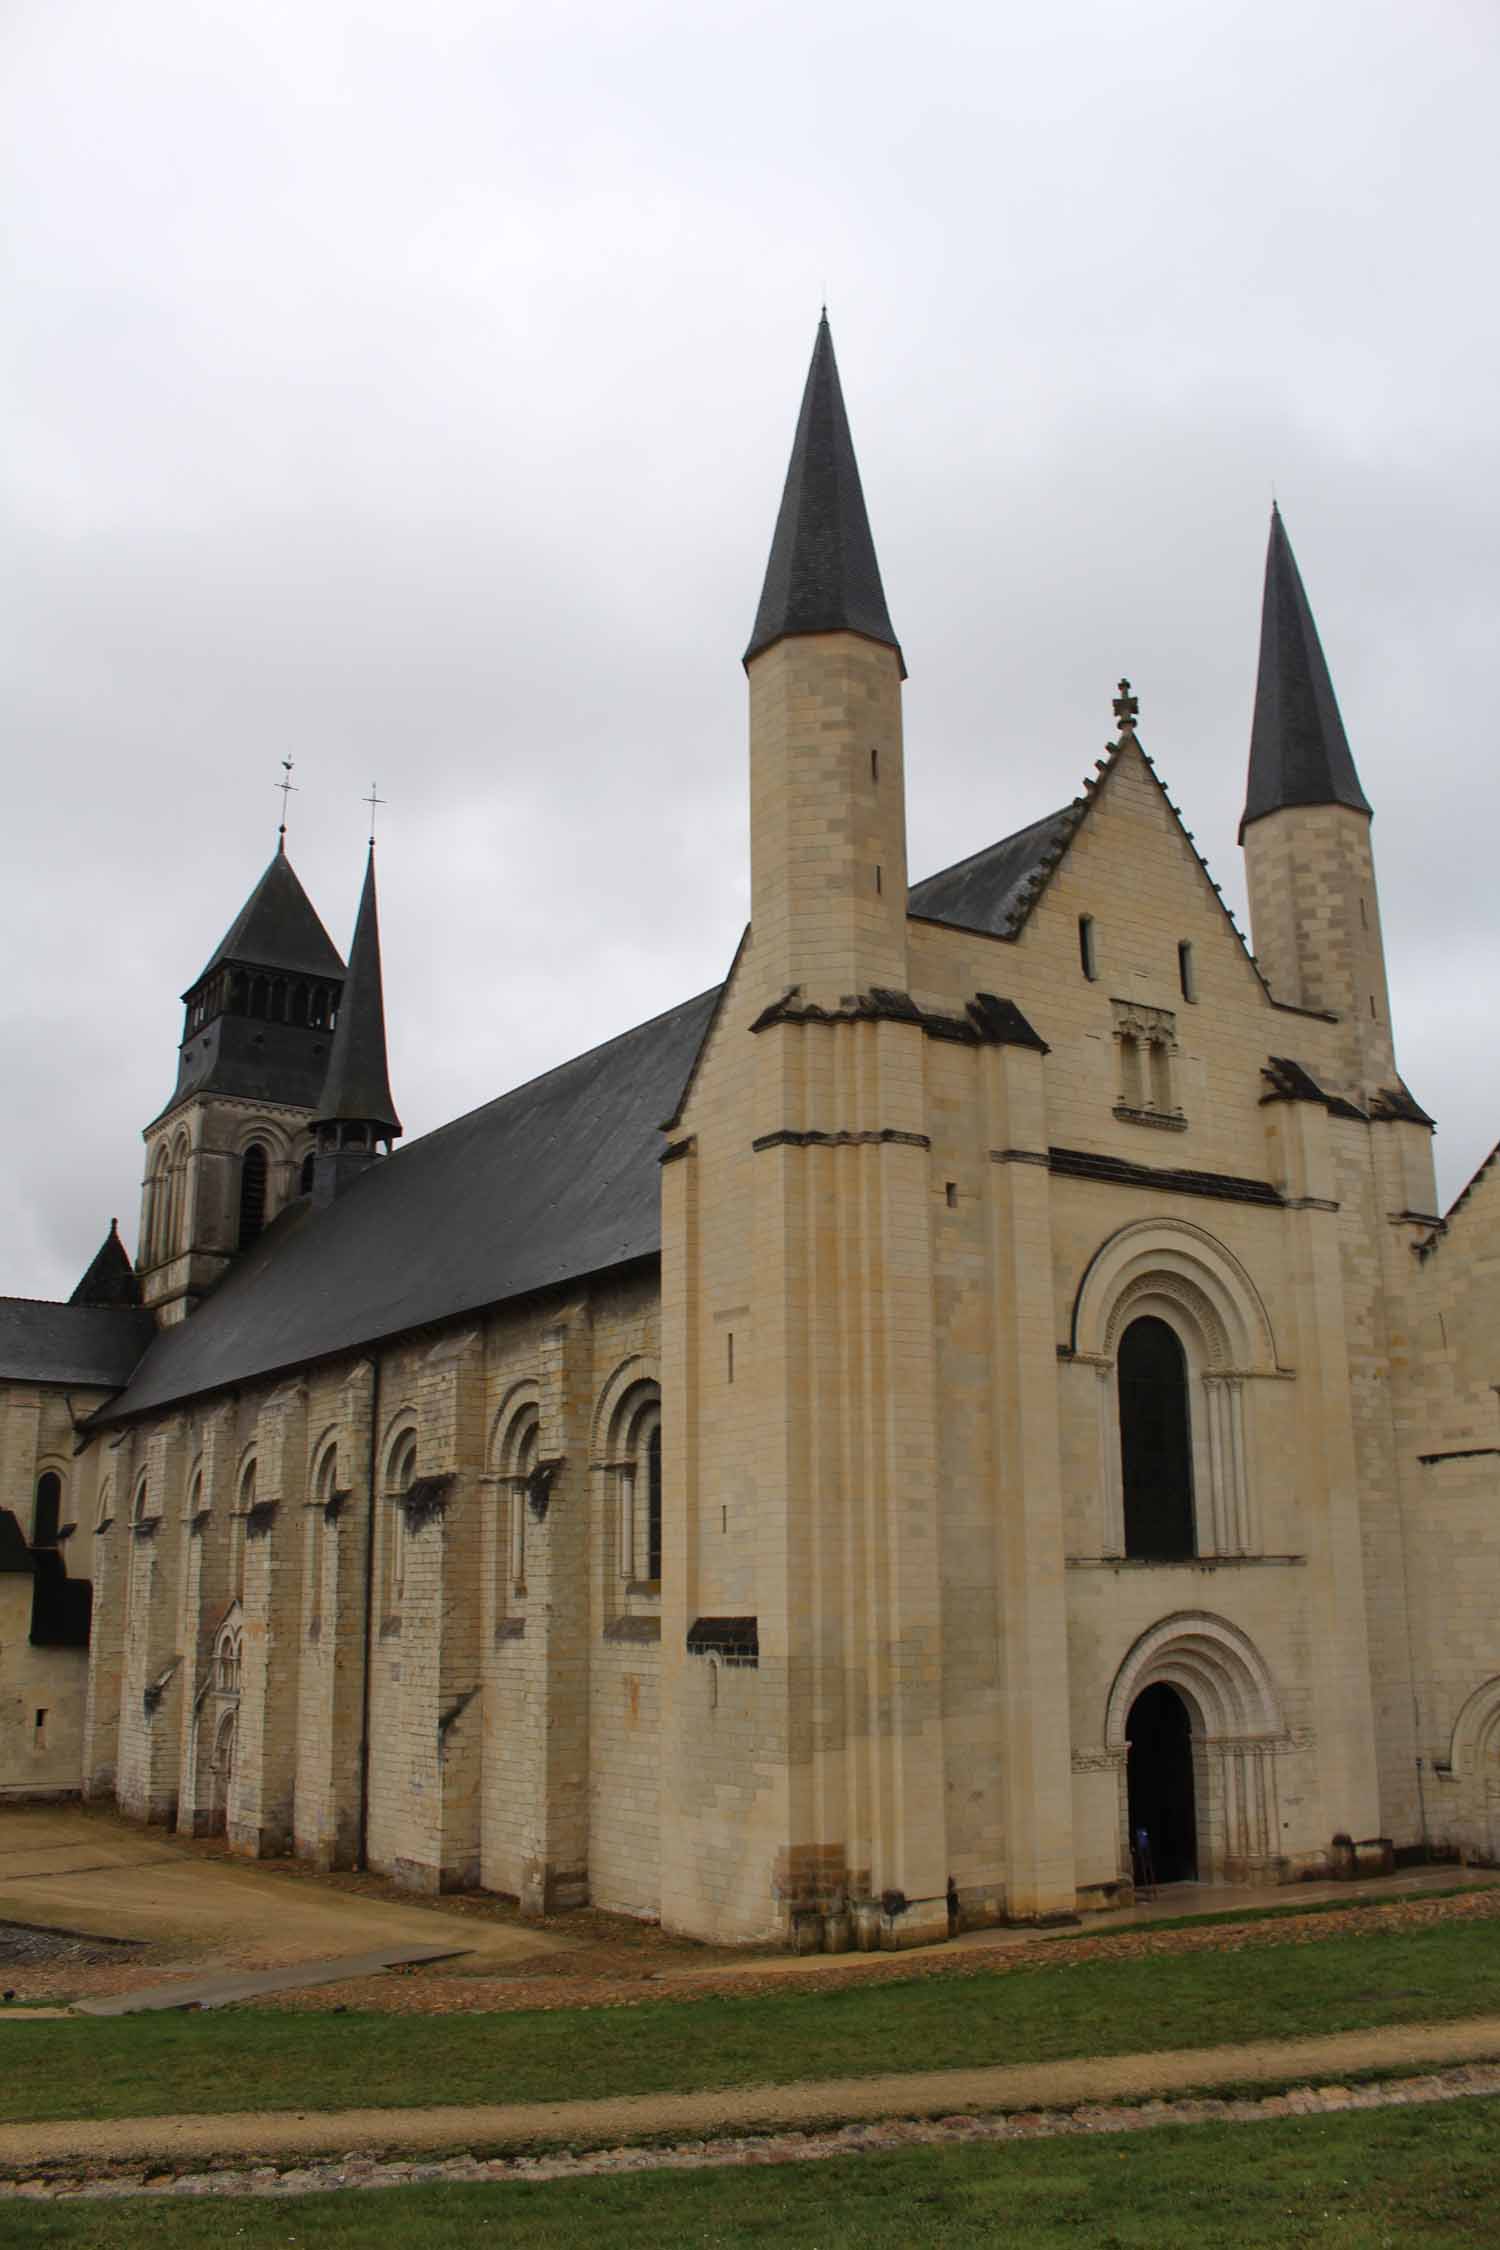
[1126,1682,1198,1883]
[208,1707,238,1835]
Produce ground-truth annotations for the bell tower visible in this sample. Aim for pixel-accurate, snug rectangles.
[138,838,345,1323]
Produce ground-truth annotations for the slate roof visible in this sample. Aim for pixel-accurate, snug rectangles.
[1241,506,1372,836]
[744,314,903,673]
[82,768,1207,1428]
[190,845,346,992]
[909,806,1079,937]
[317,847,401,1137]
[0,1300,157,1388]
[69,1221,142,1309]
[96,987,722,1422]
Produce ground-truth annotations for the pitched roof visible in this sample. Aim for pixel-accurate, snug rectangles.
[909,806,1080,936]
[1241,506,1372,836]
[190,845,346,992]
[317,847,401,1137]
[96,986,721,1422]
[0,1300,156,1388]
[744,314,903,672]
[69,1220,142,1309]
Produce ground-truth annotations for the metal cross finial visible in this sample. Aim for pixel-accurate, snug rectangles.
[364,782,387,844]
[1113,679,1139,737]
[275,758,298,849]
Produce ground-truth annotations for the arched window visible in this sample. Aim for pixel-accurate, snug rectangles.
[611,1387,661,1590]
[290,982,309,1026]
[249,976,268,1019]
[1119,1316,1195,1560]
[144,1146,170,1265]
[307,1443,339,1635]
[238,1143,269,1247]
[384,1427,418,1614]
[298,1151,315,1196]
[165,1132,189,1258]
[33,1471,63,1549]
[124,1472,150,1630]
[232,1458,255,1597]
[493,1401,538,1608]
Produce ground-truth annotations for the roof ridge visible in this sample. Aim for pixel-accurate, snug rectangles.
[910,803,1076,895]
[392,981,728,1164]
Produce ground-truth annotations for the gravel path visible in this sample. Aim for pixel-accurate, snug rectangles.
[3,2013,1499,2180]
[3,2058,1498,2204]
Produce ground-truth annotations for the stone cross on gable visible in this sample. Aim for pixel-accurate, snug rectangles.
[1113,679,1140,737]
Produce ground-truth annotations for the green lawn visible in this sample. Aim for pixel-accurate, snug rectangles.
[5,2100,1499,2246]
[3,1914,1500,2125]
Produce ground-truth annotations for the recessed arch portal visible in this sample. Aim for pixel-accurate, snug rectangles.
[1106,1612,1287,1886]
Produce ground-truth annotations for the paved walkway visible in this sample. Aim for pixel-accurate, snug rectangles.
[5,2014,1500,2170]
[73,1944,471,2015]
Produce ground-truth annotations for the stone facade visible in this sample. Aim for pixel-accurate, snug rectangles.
[5,325,1498,1949]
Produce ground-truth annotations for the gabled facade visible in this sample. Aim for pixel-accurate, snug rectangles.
[4,320,1497,1942]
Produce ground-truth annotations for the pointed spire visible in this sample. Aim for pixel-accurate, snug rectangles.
[191,847,345,991]
[317,845,401,1140]
[69,1219,142,1308]
[1241,506,1371,837]
[744,313,903,674]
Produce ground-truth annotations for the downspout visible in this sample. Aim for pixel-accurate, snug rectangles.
[356,1355,381,1872]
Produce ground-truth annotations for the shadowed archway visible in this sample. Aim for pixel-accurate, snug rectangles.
[1126,1681,1198,1882]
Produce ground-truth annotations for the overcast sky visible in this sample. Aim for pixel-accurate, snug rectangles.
[4,0,1497,1301]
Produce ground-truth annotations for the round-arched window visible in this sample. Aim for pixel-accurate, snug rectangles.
[1118,1315,1195,1560]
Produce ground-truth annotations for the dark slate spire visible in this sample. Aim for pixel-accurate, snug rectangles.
[69,1220,142,1308]
[192,848,346,989]
[1240,506,1372,837]
[317,847,401,1140]
[744,312,903,673]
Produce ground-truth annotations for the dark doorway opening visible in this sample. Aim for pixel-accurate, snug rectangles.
[1127,1682,1198,1883]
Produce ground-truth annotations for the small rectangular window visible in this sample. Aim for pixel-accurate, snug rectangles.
[870,748,879,783]
[1177,941,1196,1002]
[875,864,883,894]
[945,1181,957,1208]
[727,1331,735,1384]
[1079,915,1097,980]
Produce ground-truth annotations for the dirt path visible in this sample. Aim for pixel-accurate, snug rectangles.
[5,2014,1500,2170]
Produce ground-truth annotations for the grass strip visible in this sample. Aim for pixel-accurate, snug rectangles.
[4,2098,1499,2246]
[2,1914,1500,2125]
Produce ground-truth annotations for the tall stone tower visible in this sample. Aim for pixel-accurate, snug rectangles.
[137,839,345,1323]
[743,313,911,1005]
[1240,506,1395,1098]
[661,317,956,1949]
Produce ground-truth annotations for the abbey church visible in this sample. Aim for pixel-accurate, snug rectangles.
[3,318,1498,1948]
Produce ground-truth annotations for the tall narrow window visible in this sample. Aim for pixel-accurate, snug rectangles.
[1079,914,1098,980]
[1177,941,1196,1002]
[646,1425,663,1584]
[385,1429,418,1613]
[1119,1316,1195,1559]
[238,1144,269,1247]
[233,1460,254,1598]
[33,1473,62,1548]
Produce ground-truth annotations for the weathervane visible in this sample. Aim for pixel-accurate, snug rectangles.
[364,782,387,845]
[275,758,298,849]
[1113,679,1140,739]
